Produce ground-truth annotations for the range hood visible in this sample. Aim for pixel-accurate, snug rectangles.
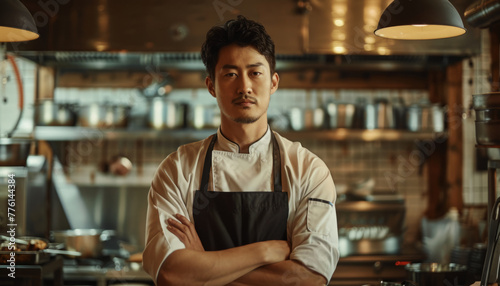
[15,0,481,71]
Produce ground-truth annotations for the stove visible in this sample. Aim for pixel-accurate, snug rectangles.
[60,257,153,286]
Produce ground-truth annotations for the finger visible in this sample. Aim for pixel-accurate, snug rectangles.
[166,225,187,242]
[167,218,185,230]
[168,218,194,244]
[175,213,193,227]
[175,214,197,237]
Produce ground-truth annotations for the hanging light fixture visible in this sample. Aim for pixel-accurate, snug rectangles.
[0,0,38,42]
[374,0,466,40]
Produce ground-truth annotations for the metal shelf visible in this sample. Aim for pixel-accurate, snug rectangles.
[34,126,447,142]
[281,129,446,142]
[34,126,216,141]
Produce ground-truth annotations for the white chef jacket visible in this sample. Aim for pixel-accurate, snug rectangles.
[143,127,339,283]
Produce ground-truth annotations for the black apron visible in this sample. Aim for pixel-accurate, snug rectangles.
[193,132,289,251]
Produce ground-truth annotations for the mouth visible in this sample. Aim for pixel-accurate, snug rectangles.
[232,96,257,107]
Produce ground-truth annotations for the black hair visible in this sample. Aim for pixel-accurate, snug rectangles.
[201,15,276,82]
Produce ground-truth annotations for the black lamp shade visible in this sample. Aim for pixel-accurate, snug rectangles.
[0,0,38,42]
[374,0,466,40]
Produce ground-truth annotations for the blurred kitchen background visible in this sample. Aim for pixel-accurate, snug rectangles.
[1,0,500,285]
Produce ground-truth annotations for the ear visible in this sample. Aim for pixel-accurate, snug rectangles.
[205,76,216,98]
[270,72,279,95]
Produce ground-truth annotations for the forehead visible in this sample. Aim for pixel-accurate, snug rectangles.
[216,44,270,69]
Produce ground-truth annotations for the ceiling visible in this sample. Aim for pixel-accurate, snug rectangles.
[14,0,482,71]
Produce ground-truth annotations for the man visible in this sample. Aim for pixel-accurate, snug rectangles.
[143,15,339,285]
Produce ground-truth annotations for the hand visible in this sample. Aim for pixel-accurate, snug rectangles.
[265,240,290,263]
[167,213,205,252]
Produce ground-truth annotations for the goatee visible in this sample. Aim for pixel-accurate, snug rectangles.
[234,116,259,124]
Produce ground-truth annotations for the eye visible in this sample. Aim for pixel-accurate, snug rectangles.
[225,72,237,78]
[251,71,263,77]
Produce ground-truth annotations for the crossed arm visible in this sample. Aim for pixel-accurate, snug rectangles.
[157,214,327,286]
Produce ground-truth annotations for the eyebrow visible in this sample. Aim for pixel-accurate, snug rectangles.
[221,62,265,70]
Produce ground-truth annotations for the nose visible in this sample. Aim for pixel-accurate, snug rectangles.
[237,74,252,95]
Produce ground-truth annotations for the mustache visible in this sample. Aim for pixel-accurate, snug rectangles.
[232,95,257,104]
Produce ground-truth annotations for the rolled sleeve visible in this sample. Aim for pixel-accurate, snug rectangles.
[142,189,186,282]
[284,146,339,282]
[142,156,191,283]
[290,201,339,281]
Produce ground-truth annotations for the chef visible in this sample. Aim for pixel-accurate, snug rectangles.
[143,15,339,285]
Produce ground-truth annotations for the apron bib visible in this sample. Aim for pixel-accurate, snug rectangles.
[193,132,288,251]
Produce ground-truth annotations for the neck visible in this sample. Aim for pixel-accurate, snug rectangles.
[220,118,268,153]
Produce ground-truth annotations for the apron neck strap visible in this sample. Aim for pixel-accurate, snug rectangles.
[199,131,282,192]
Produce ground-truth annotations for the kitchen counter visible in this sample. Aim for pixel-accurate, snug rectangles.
[61,259,152,286]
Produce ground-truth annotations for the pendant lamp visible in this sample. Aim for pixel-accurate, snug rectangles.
[374,0,466,40]
[0,0,38,42]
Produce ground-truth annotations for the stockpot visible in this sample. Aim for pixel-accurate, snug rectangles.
[148,97,187,129]
[191,104,220,129]
[79,103,130,128]
[34,99,77,126]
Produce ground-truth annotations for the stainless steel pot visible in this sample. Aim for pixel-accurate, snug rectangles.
[326,102,355,129]
[35,100,77,126]
[51,229,114,258]
[473,92,500,145]
[148,97,187,130]
[288,107,325,131]
[79,103,130,129]
[79,103,110,128]
[0,138,31,166]
[405,263,473,286]
[407,103,445,132]
[191,104,220,130]
[375,99,395,129]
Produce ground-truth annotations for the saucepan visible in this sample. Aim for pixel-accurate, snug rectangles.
[148,97,188,129]
[51,229,115,258]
